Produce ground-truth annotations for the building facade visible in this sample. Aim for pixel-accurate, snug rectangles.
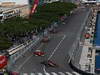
[0,0,29,5]
[43,0,60,3]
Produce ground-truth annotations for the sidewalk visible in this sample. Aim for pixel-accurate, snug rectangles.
[79,8,97,74]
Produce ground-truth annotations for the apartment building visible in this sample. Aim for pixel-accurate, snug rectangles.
[0,0,30,17]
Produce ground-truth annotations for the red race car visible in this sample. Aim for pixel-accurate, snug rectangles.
[33,50,45,56]
[41,60,58,67]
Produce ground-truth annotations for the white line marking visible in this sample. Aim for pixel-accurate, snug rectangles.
[65,72,73,75]
[48,35,66,60]
[16,54,33,71]
[14,38,40,71]
[58,72,65,75]
[23,73,28,75]
[51,72,58,75]
[43,35,66,74]
[45,72,50,75]
[37,73,43,75]
[16,39,43,71]
[72,71,80,75]
[30,73,35,75]
[43,65,47,73]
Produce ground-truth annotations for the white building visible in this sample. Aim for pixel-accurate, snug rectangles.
[44,0,60,3]
[0,0,29,5]
[81,0,98,3]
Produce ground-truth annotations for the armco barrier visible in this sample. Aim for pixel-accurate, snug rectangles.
[7,37,40,71]
[68,8,92,63]
[69,60,94,75]
[68,8,95,74]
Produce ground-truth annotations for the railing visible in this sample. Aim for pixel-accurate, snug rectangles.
[69,8,96,74]
[68,8,92,63]
[7,37,40,70]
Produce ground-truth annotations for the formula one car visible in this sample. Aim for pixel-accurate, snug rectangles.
[33,50,45,56]
[41,60,58,67]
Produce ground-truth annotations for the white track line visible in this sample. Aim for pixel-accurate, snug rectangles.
[48,35,66,60]
[43,35,66,74]
[65,72,73,75]
[72,71,80,75]
[37,73,43,75]
[23,73,28,75]
[16,41,44,71]
[51,72,58,75]
[17,54,33,71]
[30,73,35,75]
[43,65,47,73]
[58,72,65,75]
[45,72,51,75]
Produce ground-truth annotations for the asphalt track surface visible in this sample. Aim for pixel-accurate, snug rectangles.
[14,8,90,74]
